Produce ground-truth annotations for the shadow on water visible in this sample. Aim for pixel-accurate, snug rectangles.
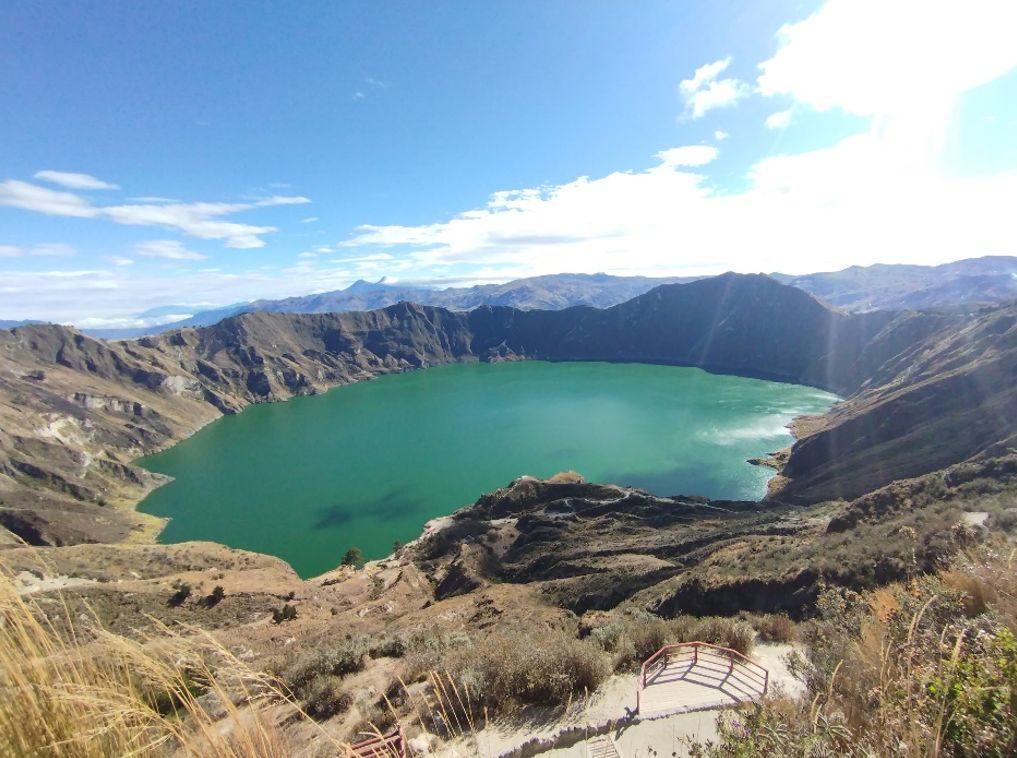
[313,487,419,529]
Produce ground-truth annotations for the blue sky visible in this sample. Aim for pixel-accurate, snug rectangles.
[2,0,1016,326]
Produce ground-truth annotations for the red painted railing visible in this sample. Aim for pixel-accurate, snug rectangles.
[347,726,407,757]
[636,641,768,714]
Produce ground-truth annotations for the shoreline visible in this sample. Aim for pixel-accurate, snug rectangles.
[124,359,822,578]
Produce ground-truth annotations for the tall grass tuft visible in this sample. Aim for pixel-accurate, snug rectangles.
[0,567,367,757]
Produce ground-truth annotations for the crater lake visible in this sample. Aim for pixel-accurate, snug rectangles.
[137,361,838,577]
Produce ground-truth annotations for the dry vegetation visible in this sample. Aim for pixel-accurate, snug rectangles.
[693,541,1017,757]
[582,610,756,671]
[0,567,395,757]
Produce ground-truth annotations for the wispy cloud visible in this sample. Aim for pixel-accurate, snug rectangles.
[301,216,319,224]
[103,256,135,266]
[655,145,719,167]
[29,243,76,256]
[679,57,750,119]
[135,240,207,260]
[0,180,95,217]
[128,196,179,203]
[0,178,311,249]
[0,242,77,257]
[33,170,119,190]
[764,109,792,129]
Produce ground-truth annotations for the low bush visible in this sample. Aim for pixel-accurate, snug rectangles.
[587,610,755,671]
[168,581,192,608]
[282,632,408,717]
[749,613,796,643]
[442,628,609,715]
[271,604,297,623]
[302,675,354,719]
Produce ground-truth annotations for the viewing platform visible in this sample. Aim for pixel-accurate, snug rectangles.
[636,641,769,719]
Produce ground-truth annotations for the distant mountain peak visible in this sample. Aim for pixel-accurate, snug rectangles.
[345,277,393,293]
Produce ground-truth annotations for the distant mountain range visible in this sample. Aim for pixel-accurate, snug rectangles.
[8,256,1017,340]
[80,273,698,339]
[771,255,1017,312]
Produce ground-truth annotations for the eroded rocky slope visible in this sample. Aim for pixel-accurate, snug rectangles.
[0,273,1013,548]
[778,302,1017,501]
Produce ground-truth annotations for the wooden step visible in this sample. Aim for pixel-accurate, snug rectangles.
[586,735,621,758]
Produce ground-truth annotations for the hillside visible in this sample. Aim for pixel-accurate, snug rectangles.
[778,301,1017,501]
[3,272,1016,753]
[1,273,1013,550]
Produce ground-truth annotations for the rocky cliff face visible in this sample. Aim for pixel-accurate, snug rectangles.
[779,303,1017,501]
[1,273,1013,547]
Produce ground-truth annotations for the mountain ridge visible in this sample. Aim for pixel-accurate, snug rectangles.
[1,272,1012,550]
[67,256,1017,340]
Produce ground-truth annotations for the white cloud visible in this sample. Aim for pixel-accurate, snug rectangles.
[33,170,119,190]
[0,245,21,258]
[0,180,96,217]
[103,256,135,266]
[764,110,792,129]
[656,145,719,167]
[301,216,319,223]
[714,131,729,141]
[758,0,1017,118]
[0,179,311,249]
[338,132,1017,283]
[679,57,750,119]
[135,240,207,260]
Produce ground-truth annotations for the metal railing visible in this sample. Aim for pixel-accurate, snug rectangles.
[636,641,769,714]
[347,726,407,757]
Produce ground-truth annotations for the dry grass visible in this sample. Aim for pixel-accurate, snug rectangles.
[695,542,1017,757]
[0,564,394,757]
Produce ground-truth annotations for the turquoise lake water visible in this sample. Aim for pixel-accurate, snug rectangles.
[137,361,837,577]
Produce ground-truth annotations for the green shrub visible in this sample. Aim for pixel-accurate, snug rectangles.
[205,585,225,607]
[271,604,297,624]
[991,508,1017,532]
[341,547,363,567]
[301,675,353,719]
[167,581,192,608]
